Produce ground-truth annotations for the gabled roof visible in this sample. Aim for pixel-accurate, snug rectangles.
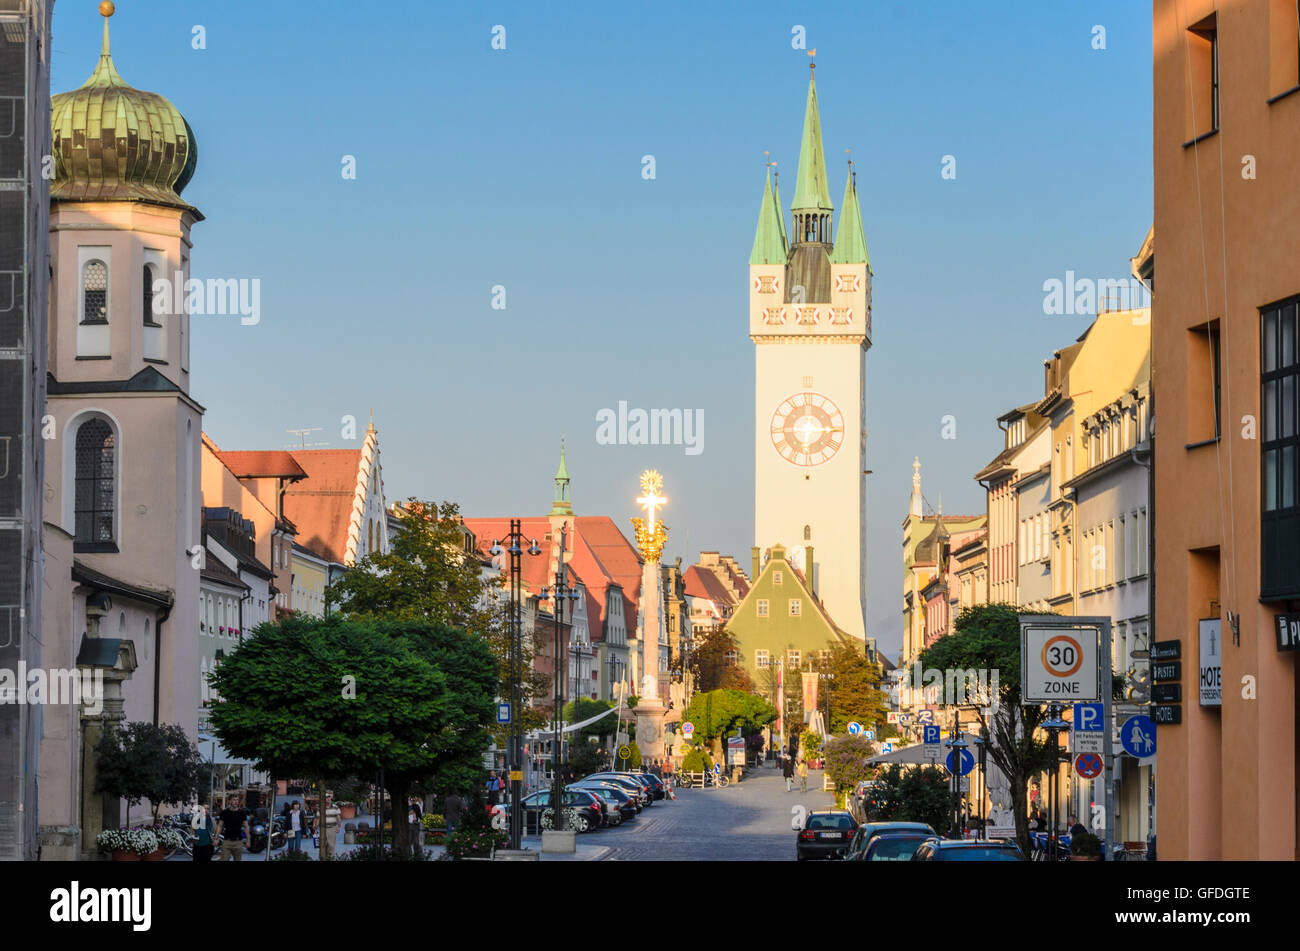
[72,560,173,609]
[282,428,383,567]
[216,450,307,480]
[200,554,248,591]
[683,564,733,605]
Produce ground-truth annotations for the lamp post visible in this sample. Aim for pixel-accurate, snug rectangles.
[490,521,541,852]
[540,526,581,833]
[944,726,969,838]
[1042,703,1070,859]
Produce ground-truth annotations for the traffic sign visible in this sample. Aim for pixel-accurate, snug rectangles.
[1022,624,1100,701]
[916,709,935,726]
[496,702,511,724]
[1120,715,1156,758]
[617,744,632,761]
[681,721,694,737]
[865,730,875,741]
[882,742,894,754]
[1074,752,1103,779]
[922,725,940,744]
[713,763,722,774]
[847,721,862,735]
[1072,701,1104,753]
[945,748,975,776]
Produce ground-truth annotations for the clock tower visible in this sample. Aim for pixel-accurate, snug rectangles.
[749,61,871,642]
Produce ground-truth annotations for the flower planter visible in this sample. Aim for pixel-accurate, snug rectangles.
[338,804,357,820]
[1069,855,1100,862]
[143,847,166,862]
[111,849,142,862]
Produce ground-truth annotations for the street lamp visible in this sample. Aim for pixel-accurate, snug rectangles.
[490,521,542,851]
[943,727,969,838]
[540,525,581,833]
[1041,703,1070,859]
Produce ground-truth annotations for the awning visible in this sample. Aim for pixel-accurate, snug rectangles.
[198,731,256,767]
[867,743,947,766]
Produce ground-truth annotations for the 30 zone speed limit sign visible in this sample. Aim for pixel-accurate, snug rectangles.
[1022,625,1100,701]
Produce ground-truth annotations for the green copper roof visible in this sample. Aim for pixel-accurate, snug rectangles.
[749,171,787,266]
[791,73,833,214]
[830,171,870,267]
[773,173,788,249]
[51,14,199,213]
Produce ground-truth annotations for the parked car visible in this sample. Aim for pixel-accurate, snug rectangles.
[860,833,933,862]
[569,783,637,824]
[517,789,603,833]
[631,771,666,800]
[796,810,859,861]
[841,821,937,861]
[911,838,1026,861]
[599,771,659,804]
[583,773,653,807]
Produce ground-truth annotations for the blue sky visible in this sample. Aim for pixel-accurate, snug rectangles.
[51,1,1152,658]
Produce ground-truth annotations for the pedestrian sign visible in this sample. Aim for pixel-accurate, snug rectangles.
[1120,715,1156,759]
[945,748,975,776]
[847,721,862,735]
[1074,752,1103,779]
[882,742,894,753]
[682,721,694,737]
[496,702,511,724]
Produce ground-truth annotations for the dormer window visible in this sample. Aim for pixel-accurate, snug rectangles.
[82,260,108,324]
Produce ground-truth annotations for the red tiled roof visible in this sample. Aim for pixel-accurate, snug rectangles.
[215,450,307,480]
[282,449,364,565]
[683,564,732,605]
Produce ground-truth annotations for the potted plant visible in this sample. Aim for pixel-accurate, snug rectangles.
[96,828,159,861]
[336,800,357,820]
[1070,830,1102,861]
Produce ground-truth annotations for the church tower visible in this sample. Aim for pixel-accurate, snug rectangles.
[750,60,871,642]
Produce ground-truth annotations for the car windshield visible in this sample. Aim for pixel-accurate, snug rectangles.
[868,838,927,860]
[807,814,855,830]
[940,848,1021,861]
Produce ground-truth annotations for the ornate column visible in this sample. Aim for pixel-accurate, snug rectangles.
[631,471,669,761]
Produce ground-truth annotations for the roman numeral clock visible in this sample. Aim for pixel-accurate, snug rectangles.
[770,391,845,467]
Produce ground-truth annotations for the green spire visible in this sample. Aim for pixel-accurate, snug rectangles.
[749,169,787,266]
[773,168,788,250]
[551,439,573,516]
[830,167,870,267]
[791,71,833,216]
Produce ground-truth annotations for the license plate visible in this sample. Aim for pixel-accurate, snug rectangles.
[821,832,842,839]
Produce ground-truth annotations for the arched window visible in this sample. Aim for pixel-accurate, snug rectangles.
[367,520,373,553]
[143,264,161,326]
[803,524,811,541]
[74,418,116,546]
[82,260,108,324]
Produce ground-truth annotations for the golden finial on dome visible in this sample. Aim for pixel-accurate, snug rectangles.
[99,1,115,17]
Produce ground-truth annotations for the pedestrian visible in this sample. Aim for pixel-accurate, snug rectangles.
[486,770,504,806]
[797,758,808,794]
[190,803,215,862]
[287,801,305,852]
[1068,814,1087,839]
[1028,809,1042,831]
[408,797,423,848]
[443,791,465,837]
[782,754,794,791]
[215,795,250,862]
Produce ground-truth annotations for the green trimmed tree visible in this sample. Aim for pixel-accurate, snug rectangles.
[823,733,873,801]
[94,722,205,824]
[825,641,892,735]
[680,689,778,760]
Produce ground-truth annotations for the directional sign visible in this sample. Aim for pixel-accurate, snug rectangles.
[1151,704,1182,725]
[1277,613,1300,652]
[922,725,940,744]
[713,763,722,774]
[847,721,863,735]
[1120,715,1157,759]
[1151,639,1181,661]
[681,721,694,737]
[1152,661,1181,682]
[496,702,511,724]
[1151,683,1182,703]
[1022,624,1100,701]
[865,730,875,741]
[882,742,894,754]
[945,748,975,776]
[1075,752,1103,779]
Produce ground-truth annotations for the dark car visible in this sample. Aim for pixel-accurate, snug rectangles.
[569,783,637,824]
[518,790,603,833]
[911,839,1026,862]
[632,771,666,800]
[841,821,937,861]
[861,833,932,862]
[585,773,654,807]
[574,776,646,810]
[796,810,858,861]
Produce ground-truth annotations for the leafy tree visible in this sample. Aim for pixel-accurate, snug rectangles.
[800,731,823,761]
[689,627,755,693]
[209,614,496,858]
[680,690,778,760]
[916,603,1058,856]
[867,764,952,833]
[568,739,606,779]
[326,499,549,735]
[680,746,713,773]
[824,641,891,735]
[562,698,616,744]
[94,722,205,824]
[823,734,874,801]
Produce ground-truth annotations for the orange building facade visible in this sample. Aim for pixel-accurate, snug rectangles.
[1153,0,1300,860]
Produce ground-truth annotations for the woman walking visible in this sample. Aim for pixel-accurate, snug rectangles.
[797,758,808,794]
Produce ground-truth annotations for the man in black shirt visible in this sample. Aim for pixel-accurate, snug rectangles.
[215,796,251,861]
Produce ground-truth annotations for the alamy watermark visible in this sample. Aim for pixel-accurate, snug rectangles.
[0,665,103,715]
[595,401,703,456]
[898,666,1001,712]
[1042,271,1150,316]
[152,271,261,326]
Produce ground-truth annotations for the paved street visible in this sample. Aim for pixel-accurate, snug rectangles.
[596,764,837,861]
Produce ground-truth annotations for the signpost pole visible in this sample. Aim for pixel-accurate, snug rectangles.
[1101,618,1114,862]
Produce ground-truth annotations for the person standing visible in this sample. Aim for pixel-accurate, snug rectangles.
[783,754,794,791]
[191,804,215,862]
[408,797,423,848]
[215,796,250,862]
[443,791,465,837]
[287,801,305,853]
[797,758,808,794]
[486,770,504,807]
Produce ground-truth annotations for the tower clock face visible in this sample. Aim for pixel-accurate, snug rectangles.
[770,392,845,467]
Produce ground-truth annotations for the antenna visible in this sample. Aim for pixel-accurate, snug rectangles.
[285,427,329,450]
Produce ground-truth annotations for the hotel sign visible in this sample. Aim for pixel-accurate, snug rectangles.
[1198,619,1222,706]
[1150,640,1181,661]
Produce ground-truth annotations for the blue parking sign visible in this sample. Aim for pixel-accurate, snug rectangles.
[496,702,511,724]
[1073,702,1104,732]
[922,725,940,745]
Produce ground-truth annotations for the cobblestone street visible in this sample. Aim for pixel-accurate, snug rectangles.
[597,765,837,861]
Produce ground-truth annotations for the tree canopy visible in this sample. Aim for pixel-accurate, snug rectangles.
[680,689,778,757]
[94,721,205,823]
[824,641,892,734]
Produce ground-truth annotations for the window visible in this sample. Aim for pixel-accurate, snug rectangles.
[74,418,116,548]
[756,650,770,668]
[1262,297,1300,597]
[773,570,783,586]
[143,264,161,326]
[787,649,801,668]
[818,649,831,668]
[724,650,738,667]
[1186,14,1219,139]
[803,524,811,541]
[756,599,769,618]
[788,598,802,617]
[81,260,108,324]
